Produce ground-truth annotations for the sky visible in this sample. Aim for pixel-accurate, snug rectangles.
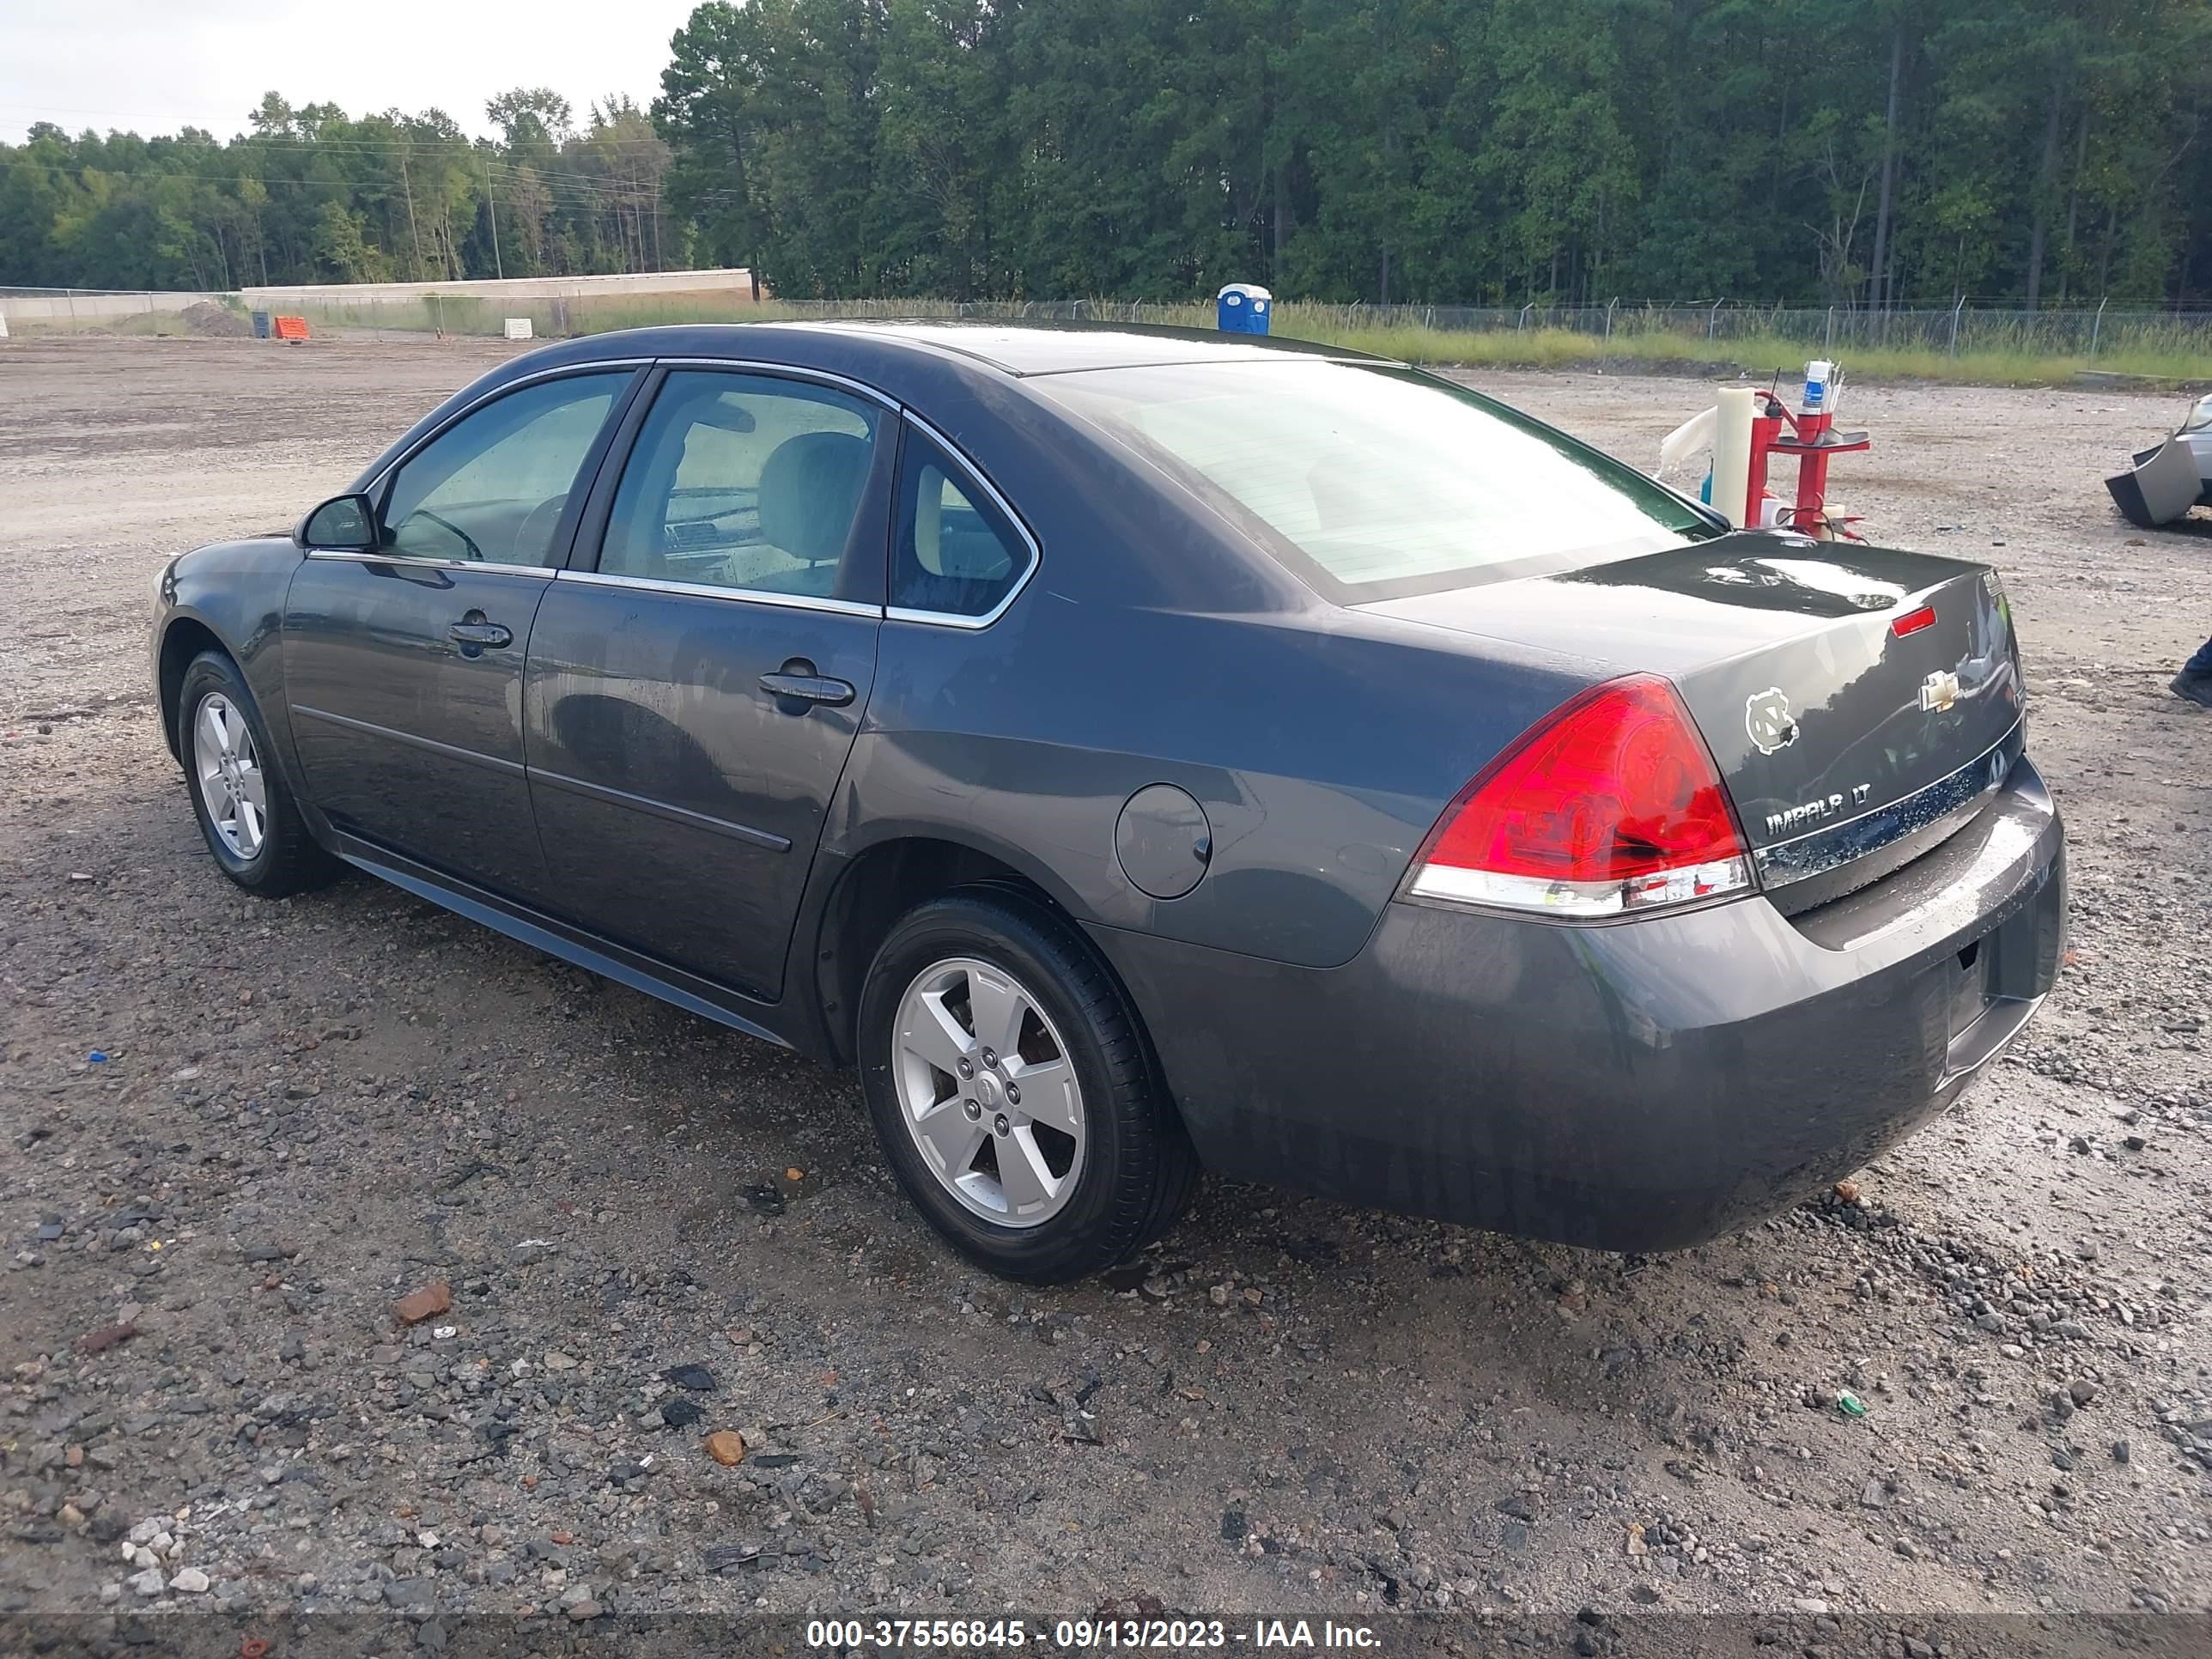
[1,0,709,143]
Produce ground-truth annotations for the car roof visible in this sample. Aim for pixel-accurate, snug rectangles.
[354,320,1400,509]
[544,319,1392,379]
[776,319,1389,376]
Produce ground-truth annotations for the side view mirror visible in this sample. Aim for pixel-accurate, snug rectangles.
[300,493,379,552]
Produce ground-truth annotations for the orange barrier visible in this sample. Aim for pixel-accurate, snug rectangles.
[271,315,310,342]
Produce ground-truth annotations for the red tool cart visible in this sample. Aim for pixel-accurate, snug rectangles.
[1742,365,1869,539]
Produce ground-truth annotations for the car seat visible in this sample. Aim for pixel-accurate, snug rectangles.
[752,430,871,595]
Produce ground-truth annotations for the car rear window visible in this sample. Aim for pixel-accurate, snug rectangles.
[1030,360,1720,601]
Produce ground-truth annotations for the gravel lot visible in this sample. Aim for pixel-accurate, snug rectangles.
[2,337,2207,1644]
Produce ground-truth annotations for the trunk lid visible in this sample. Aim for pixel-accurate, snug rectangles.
[1360,535,2025,903]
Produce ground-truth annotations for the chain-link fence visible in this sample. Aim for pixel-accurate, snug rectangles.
[340,292,2212,361]
[1330,298,2177,358]
[6,283,2209,362]
[819,297,2191,359]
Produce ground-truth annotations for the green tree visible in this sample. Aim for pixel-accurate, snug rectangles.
[8,0,2212,307]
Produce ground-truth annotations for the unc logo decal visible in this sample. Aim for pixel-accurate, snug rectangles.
[1745,687,1797,756]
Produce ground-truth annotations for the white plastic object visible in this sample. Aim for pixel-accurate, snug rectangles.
[1802,359,1832,415]
[1656,405,1717,478]
[1711,386,1755,527]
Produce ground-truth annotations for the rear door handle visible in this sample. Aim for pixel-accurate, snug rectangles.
[759,664,856,709]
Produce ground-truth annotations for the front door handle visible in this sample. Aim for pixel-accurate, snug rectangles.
[759,660,856,709]
[448,613,513,655]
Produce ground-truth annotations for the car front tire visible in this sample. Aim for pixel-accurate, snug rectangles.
[178,650,339,897]
[857,888,1198,1283]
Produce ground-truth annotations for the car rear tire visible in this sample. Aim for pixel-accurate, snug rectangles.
[178,651,340,897]
[857,888,1198,1283]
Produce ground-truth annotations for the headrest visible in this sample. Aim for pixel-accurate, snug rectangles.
[757,430,870,564]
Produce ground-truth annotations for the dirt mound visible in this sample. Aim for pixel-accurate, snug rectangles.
[179,300,251,337]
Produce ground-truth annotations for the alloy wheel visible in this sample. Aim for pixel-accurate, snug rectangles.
[193,693,267,860]
[891,956,1085,1228]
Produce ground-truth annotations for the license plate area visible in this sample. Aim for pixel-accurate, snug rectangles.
[1946,936,1995,1041]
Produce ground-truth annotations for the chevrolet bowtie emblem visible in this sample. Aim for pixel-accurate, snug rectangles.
[1918,670,1960,713]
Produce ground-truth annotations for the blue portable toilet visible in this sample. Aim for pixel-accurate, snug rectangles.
[1216,283,1272,335]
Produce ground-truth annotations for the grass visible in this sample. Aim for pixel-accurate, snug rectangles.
[1297,323,2212,386]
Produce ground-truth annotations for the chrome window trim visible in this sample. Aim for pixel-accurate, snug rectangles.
[888,412,1043,632]
[302,550,557,578]
[360,358,654,499]
[1753,720,2026,889]
[333,356,1042,627]
[555,568,882,619]
[651,357,901,410]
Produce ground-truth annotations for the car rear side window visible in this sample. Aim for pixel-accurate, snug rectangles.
[890,428,1034,622]
[380,373,628,568]
[599,371,883,601]
[1031,360,1719,602]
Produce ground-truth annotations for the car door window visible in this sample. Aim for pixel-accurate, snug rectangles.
[599,371,882,600]
[381,373,628,567]
[890,429,1034,621]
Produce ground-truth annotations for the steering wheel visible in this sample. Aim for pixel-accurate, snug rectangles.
[408,509,485,562]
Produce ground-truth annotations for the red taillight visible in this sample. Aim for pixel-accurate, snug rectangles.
[1891,605,1936,638]
[1407,676,1753,918]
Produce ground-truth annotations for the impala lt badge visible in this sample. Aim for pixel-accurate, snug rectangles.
[1766,781,1876,837]
[1745,687,1798,755]
[1919,670,1961,713]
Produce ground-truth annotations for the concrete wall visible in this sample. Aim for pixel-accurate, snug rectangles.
[0,290,225,321]
[0,269,761,328]
[239,268,760,306]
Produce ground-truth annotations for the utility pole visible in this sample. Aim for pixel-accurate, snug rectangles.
[484,158,505,279]
[398,148,426,282]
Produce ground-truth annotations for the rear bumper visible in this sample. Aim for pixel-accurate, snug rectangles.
[1092,757,2066,1252]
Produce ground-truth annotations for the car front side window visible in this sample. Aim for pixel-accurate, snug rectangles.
[380,373,628,568]
[599,371,882,601]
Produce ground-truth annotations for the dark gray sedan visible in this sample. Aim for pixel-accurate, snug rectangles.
[150,322,2066,1281]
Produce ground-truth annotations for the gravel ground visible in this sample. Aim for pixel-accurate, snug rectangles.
[1,337,2207,1644]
